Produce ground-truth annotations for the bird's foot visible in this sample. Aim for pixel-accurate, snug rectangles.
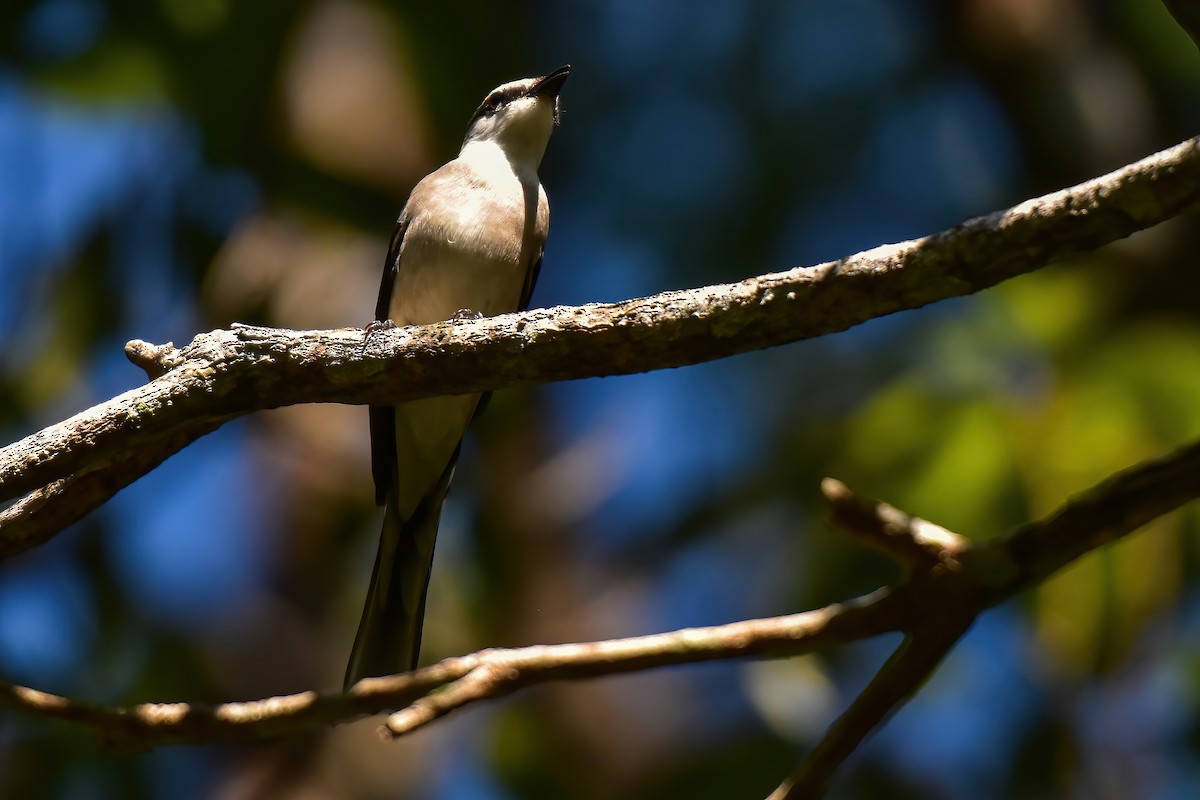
[450,308,484,321]
[361,319,398,353]
[366,319,398,333]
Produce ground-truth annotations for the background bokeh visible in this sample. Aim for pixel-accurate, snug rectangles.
[3,1,1200,798]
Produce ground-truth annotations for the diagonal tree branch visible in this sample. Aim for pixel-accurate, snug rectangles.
[763,438,1200,797]
[0,422,223,559]
[769,618,974,800]
[819,477,969,572]
[974,436,1200,602]
[2,135,1199,545]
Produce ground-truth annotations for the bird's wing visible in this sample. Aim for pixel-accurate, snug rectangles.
[350,207,462,686]
[368,214,408,506]
[519,250,543,312]
[472,247,542,424]
[374,213,407,321]
[520,181,550,312]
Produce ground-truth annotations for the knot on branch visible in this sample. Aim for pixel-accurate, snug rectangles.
[124,340,183,380]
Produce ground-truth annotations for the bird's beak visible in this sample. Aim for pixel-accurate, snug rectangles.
[527,64,570,124]
[528,65,571,100]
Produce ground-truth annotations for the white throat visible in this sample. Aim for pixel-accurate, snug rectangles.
[460,138,543,182]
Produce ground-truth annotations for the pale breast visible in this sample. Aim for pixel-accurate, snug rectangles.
[392,155,548,326]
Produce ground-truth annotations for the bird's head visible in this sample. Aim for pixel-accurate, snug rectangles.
[462,65,570,167]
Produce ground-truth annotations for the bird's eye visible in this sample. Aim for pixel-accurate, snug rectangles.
[484,93,503,112]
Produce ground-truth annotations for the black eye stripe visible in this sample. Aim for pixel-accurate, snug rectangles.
[466,81,539,134]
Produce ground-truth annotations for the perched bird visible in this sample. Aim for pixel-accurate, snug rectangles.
[345,65,570,687]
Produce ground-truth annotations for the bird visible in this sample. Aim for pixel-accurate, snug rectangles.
[345,65,570,688]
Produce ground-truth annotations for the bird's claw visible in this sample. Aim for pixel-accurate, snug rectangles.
[366,319,398,333]
[361,319,398,353]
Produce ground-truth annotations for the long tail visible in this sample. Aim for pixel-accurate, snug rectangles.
[344,453,457,688]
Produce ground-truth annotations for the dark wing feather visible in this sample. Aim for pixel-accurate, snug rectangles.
[472,250,543,422]
[369,215,408,506]
[519,251,543,312]
[374,215,407,320]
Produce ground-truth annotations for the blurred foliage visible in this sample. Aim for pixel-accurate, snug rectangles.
[3,1,1200,798]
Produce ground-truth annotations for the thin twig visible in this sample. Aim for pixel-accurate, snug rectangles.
[971,436,1200,603]
[768,618,974,800]
[384,661,519,737]
[821,478,968,571]
[0,593,908,748]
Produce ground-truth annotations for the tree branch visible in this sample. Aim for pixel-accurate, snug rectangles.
[769,619,973,800]
[820,477,968,572]
[3,434,1199,757]
[0,422,222,560]
[0,591,909,749]
[972,436,1200,603]
[3,135,1199,546]
[761,437,1200,797]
